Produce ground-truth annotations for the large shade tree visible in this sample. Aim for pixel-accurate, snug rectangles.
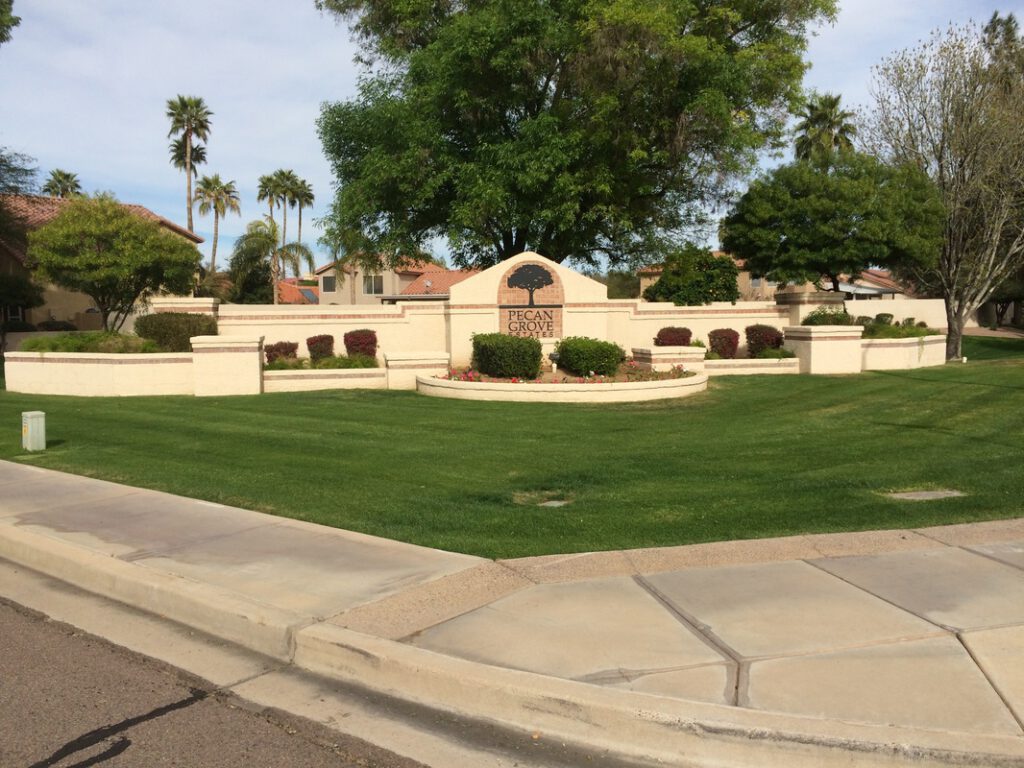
[166,95,212,233]
[721,152,944,292]
[864,15,1024,359]
[27,195,200,330]
[315,0,837,270]
[194,174,241,273]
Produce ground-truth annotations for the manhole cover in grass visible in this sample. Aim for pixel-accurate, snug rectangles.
[886,490,966,501]
[538,500,571,508]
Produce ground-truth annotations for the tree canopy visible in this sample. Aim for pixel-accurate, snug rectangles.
[26,195,200,331]
[642,244,740,306]
[316,0,837,270]
[721,152,943,292]
[0,0,19,46]
[0,272,43,354]
[864,15,1024,358]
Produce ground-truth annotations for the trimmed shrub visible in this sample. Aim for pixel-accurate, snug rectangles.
[472,333,542,378]
[265,341,299,364]
[36,319,77,331]
[344,329,377,358]
[854,315,874,326]
[862,323,939,339]
[801,307,854,326]
[2,319,36,332]
[745,324,784,358]
[20,331,159,353]
[708,328,739,359]
[135,312,218,352]
[264,357,305,371]
[654,326,692,346]
[901,317,916,327]
[756,347,796,359]
[314,353,378,369]
[690,339,706,348]
[306,334,334,362]
[556,336,625,376]
[874,312,894,326]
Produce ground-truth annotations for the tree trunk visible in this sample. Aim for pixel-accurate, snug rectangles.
[271,254,280,305]
[945,299,965,360]
[210,213,219,273]
[185,133,194,232]
[297,205,303,245]
[281,205,288,250]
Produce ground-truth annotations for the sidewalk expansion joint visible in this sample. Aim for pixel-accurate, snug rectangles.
[957,632,1024,735]
[959,545,1024,575]
[633,574,743,706]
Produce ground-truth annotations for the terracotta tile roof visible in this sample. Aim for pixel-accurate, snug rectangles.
[314,257,446,276]
[276,281,319,304]
[857,269,905,292]
[0,194,202,265]
[401,268,480,295]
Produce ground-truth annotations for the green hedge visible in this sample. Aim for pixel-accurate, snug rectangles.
[20,332,160,353]
[135,312,218,352]
[801,307,855,326]
[555,336,624,376]
[472,333,542,378]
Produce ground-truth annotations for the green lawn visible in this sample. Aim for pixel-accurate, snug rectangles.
[1,336,1022,559]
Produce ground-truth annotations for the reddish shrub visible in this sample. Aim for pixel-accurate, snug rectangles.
[709,328,739,359]
[745,324,784,358]
[344,329,377,358]
[306,334,334,362]
[654,326,692,346]
[265,341,299,364]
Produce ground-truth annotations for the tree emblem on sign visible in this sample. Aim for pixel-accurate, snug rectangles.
[506,264,553,306]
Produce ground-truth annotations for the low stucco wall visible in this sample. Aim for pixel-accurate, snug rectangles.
[4,352,194,396]
[263,368,387,393]
[416,374,708,403]
[705,358,800,376]
[861,335,947,370]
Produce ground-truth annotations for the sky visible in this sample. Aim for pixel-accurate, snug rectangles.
[0,0,1021,269]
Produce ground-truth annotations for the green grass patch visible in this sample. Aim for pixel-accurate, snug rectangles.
[0,335,1021,559]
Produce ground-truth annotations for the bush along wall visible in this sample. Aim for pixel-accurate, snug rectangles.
[708,328,739,359]
[265,341,299,364]
[135,312,218,352]
[472,333,542,378]
[555,336,625,376]
[654,326,692,346]
[344,329,377,358]
[306,334,334,362]
[745,324,784,358]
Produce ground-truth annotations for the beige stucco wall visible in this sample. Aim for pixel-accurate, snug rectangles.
[263,368,387,393]
[861,336,947,370]
[4,352,194,396]
[784,326,865,375]
[704,358,800,376]
[416,373,709,403]
[844,298,957,330]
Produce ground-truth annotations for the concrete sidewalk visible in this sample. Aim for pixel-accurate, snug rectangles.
[1,460,1023,767]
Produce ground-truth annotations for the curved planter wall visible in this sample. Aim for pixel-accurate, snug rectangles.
[416,374,708,403]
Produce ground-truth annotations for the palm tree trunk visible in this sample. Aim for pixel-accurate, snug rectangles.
[185,133,194,232]
[297,205,303,245]
[272,253,280,305]
[281,205,288,250]
[211,212,219,273]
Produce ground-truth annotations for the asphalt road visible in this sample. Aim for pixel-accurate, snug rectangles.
[0,599,427,768]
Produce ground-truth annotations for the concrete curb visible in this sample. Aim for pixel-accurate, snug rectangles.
[1,523,1023,766]
[0,524,304,660]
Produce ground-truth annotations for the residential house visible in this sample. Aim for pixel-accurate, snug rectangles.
[276,278,319,305]
[315,259,478,304]
[0,194,203,328]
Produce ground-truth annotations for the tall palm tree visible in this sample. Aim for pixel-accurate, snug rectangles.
[230,218,314,305]
[271,168,301,249]
[194,174,241,274]
[257,173,278,231]
[293,178,314,245]
[41,169,81,198]
[169,137,206,178]
[794,93,857,161]
[166,95,213,232]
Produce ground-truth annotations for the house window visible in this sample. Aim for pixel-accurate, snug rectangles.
[751,277,762,288]
[363,274,384,295]
[322,275,337,293]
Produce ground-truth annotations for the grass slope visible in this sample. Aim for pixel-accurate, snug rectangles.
[1,337,1022,559]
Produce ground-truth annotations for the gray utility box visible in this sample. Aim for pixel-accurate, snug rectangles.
[22,411,45,451]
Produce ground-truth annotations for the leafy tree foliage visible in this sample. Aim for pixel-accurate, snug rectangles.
[169,137,206,178]
[642,245,740,306]
[864,16,1024,358]
[991,269,1024,325]
[229,218,314,305]
[0,272,43,354]
[26,195,200,330]
[721,152,943,292]
[316,0,837,270]
[0,0,19,46]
